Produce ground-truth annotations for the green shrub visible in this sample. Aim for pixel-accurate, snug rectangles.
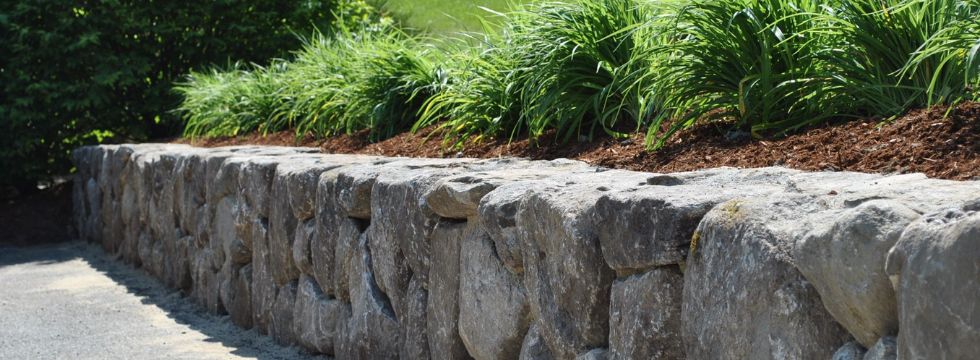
[899,0,980,104]
[177,62,291,138]
[284,29,441,140]
[0,0,347,189]
[645,0,849,148]
[414,34,525,146]
[179,26,440,141]
[420,0,669,145]
[823,0,980,114]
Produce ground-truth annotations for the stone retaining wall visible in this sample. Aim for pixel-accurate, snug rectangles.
[72,144,980,359]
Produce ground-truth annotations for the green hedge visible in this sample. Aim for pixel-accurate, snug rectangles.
[0,0,363,190]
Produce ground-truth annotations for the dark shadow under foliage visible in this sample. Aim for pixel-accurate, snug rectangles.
[0,0,345,190]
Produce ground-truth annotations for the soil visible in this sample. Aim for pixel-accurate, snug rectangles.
[0,182,74,246]
[178,102,979,181]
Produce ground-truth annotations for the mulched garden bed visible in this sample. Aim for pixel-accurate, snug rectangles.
[178,102,979,181]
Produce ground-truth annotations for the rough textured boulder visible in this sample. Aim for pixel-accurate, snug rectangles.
[424,160,588,219]
[519,323,553,360]
[608,267,684,359]
[516,170,652,358]
[292,275,344,354]
[339,232,401,359]
[477,182,534,275]
[683,194,852,359]
[426,221,470,360]
[794,200,919,346]
[269,157,339,287]
[575,348,609,360]
[593,167,795,271]
[863,336,897,360]
[402,275,431,359]
[458,221,530,360]
[832,342,866,360]
[885,204,980,360]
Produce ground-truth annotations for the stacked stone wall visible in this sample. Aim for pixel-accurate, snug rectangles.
[73,144,980,359]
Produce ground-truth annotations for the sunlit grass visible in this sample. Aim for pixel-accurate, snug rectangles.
[381,0,525,36]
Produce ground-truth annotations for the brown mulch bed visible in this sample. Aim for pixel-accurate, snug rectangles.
[178,102,980,181]
[1,182,74,246]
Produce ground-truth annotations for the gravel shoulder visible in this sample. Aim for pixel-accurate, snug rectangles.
[0,241,324,360]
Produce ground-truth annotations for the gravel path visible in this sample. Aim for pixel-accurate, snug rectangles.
[0,241,323,360]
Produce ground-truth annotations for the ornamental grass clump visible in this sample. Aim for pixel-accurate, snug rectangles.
[414,34,525,146]
[899,0,980,104]
[645,0,848,149]
[282,29,442,141]
[420,0,671,145]
[822,0,980,115]
[177,61,290,138]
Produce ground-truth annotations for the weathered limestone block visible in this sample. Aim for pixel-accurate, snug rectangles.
[336,160,390,219]
[683,194,852,359]
[339,232,401,359]
[885,204,980,360]
[269,157,340,287]
[794,200,919,346]
[313,165,373,300]
[426,220,471,360]
[516,170,652,358]
[363,158,473,323]
[292,219,316,276]
[270,279,298,345]
[192,252,225,314]
[141,150,179,279]
[99,146,125,255]
[296,156,381,296]
[519,323,553,360]
[223,263,253,328]
[114,146,141,264]
[240,157,284,333]
[425,159,588,219]
[575,348,609,360]
[293,275,344,355]
[832,342,866,360]
[403,275,431,360]
[863,336,897,360]
[594,167,795,271]
[476,182,530,275]
[329,217,366,303]
[608,267,684,360]
[459,221,530,360]
[72,146,97,241]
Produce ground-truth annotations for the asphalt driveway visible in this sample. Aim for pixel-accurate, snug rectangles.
[0,241,322,360]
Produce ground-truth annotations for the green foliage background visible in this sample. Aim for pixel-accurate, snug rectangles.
[0,0,354,189]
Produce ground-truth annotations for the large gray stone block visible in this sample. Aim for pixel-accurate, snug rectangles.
[794,200,919,346]
[458,221,530,360]
[519,323,553,360]
[516,170,652,359]
[269,157,342,287]
[594,168,795,271]
[683,195,852,359]
[293,275,344,354]
[424,160,588,219]
[885,204,980,360]
[339,232,401,359]
[426,220,470,360]
[608,267,684,360]
[403,275,431,360]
